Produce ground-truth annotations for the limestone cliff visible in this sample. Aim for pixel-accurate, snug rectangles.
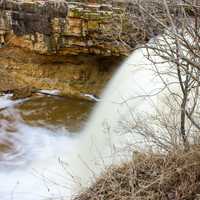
[0,0,130,98]
[0,0,130,56]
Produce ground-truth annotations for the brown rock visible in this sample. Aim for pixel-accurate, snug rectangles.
[0,0,132,99]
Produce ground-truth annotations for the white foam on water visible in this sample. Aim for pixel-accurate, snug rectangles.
[0,94,29,110]
[0,94,15,109]
[37,89,61,96]
[81,93,100,102]
[0,121,78,200]
[0,94,77,200]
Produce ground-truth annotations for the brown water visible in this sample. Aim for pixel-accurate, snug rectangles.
[17,96,93,132]
[0,95,93,163]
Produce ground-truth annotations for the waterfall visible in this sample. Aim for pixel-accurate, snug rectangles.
[69,46,177,191]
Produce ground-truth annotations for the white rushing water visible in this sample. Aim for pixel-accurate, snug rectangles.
[68,46,178,189]
[0,44,178,199]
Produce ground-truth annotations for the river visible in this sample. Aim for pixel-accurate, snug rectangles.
[0,93,93,200]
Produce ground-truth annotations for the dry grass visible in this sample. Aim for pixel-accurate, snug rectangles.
[74,146,200,200]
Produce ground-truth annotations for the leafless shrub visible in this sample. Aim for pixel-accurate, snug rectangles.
[140,0,200,151]
[112,0,200,151]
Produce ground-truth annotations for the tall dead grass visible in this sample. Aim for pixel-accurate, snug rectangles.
[74,146,200,200]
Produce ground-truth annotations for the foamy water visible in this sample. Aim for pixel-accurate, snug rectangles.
[0,95,81,200]
[0,124,77,199]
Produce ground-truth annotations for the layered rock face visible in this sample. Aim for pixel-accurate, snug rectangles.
[0,0,129,98]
